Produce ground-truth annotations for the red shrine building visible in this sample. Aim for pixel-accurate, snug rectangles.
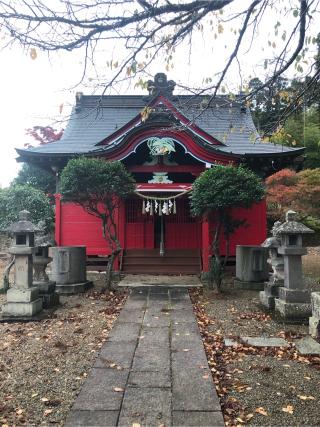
[17,73,304,275]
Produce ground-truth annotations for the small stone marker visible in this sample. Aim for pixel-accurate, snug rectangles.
[274,210,314,321]
[295,336,320,355]
[2,210,43,318]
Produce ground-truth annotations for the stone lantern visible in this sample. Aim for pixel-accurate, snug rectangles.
[2,210,43,318]
[275,210,314,320]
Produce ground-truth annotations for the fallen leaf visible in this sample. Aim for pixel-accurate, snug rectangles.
[43,409,53,416]
[113,387,124,392]
[132,423,141,427]
[297,395,315,401]
[41,398,49,402]
[255,407,268,416]
[282,405,294,414]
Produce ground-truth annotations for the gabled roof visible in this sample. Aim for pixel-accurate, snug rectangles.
[17,73,304,161]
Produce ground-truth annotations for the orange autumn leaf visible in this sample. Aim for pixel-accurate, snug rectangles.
[255,407,268,416]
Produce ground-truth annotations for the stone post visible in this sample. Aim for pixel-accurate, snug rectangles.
[2,211,42,318]
[275,210,314,320]
[260,221,284,309]
[309,292,320,340]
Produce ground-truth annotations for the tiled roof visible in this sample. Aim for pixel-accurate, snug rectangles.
[19,94,303,158]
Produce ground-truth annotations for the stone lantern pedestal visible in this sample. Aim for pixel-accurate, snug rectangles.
[2,211,43,318]
[33,246,59,308]
[274,211,314,321]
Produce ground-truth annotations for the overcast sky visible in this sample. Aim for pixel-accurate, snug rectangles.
[0,1,318,188]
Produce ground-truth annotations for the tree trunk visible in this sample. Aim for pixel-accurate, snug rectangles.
[105,250,120,290]
[210,218,222,292]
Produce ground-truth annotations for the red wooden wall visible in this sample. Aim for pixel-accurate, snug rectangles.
[55,196,267,270]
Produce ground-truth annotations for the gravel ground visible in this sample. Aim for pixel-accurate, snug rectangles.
[191,272,320,427]
[0,289,127,426]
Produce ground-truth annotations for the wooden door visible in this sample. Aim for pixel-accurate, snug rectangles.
[125,199,154,249]
[165,198,200,249]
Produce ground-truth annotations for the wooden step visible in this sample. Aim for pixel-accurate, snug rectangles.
[122,257,199,266]
[122,265,200,274]
[121,249,201,274]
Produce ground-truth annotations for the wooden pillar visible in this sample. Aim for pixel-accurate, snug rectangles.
[54,194,62,245]
[201,216,210,272]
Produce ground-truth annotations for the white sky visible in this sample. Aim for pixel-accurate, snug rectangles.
[0,1,318,188]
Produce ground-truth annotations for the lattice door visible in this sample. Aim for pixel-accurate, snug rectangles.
[125,198,154,249]
[165,198,200,249]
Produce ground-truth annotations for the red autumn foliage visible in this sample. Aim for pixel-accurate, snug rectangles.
[266,168,320,223]
[24,126,63,148]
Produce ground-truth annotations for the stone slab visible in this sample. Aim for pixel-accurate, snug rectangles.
[172,346,209,370]
[139,326,169,347]
[73,368,129,411]
[170,298,193,310]
[172,367,220,411]
[143,310,171,327]
[172,411,225,427]
[94,340,137,369]
[224,338,239,347]
[116,308,145,324]
[107,322,141,342]
[171,309,197,324]
[132,345,170,373]
[241,336,290,347]
[65,410,119,427]
[118,387,171,427]
[128,371,171,388]
[295,336,320,355]
[124,298,148,310]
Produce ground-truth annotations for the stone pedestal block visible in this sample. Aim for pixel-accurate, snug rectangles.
[6,286,39,303]
[34,281,59,309]
[236,246,268,283]
[260,280,283,309]
[2,298,42,317]
[275,298,311,320]
[278,287,311,303]
[50,246,92,294]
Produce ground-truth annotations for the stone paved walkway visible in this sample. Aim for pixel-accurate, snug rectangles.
[65,287,224,427]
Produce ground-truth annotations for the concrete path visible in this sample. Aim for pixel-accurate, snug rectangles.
[65,287,224,427]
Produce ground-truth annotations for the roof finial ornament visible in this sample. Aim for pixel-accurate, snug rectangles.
[147,73,176,99]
